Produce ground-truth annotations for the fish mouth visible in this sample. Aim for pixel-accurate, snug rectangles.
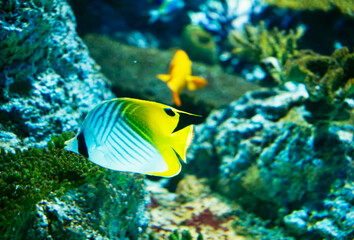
[172,112,203,133]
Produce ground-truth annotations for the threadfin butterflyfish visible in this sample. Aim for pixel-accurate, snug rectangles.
[157,50,207,106]
[64,98,203,177]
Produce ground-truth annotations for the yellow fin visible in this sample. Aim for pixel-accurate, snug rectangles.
[148,147,182,177]
[157,74,171,82]
[186,76,208,91]
[172,91,182,106]
[170,124,194,163]
[151,114,197,177]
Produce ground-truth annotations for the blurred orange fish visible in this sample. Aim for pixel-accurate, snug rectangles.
[157,50,207,106]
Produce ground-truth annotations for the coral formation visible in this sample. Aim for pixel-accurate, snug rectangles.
[181,24,217,65]
[0,0,114,151]
[283,47,354,121]
[228,21,353,122]
[187,83,353,239]
[228,21,304,84]
[265,0,354,17]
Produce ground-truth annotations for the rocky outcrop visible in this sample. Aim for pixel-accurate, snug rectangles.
[29,172,146,240]
[0,0,114,151]
[188,82,354,239]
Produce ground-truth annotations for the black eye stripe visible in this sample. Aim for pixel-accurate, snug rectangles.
[77,132,89,158]
[164,108,175,116]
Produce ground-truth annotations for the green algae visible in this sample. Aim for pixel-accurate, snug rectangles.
[265,0,354,17]
[0,132,106,237]
[148,229,204,240]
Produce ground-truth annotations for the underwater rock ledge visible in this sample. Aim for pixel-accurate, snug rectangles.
[188,83,354,239]
[0,0,114,151]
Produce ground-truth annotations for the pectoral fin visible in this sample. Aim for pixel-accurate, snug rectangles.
[157,74,171,82]
[186,76,207,90]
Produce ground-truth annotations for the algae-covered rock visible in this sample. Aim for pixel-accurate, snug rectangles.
[83,34,259,115]
[0,133,146,240]
[30,171,146,240]
[0,0,114,151]
[187,83,354,239]
[265,0,354,17]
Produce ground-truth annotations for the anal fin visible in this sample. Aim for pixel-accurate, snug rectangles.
[172,91,182,106]
[147,147,181,177]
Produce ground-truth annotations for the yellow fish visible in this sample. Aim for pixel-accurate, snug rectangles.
[64,98,202,177]
[157,50,207,106]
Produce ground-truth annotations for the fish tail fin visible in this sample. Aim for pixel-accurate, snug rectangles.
[157,74,171,82]
[186,76,207,91]
[64,137,79,154]
[170,124,194,163]
[172,91,182,106]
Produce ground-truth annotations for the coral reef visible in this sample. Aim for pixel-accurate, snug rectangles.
[2,1,353,240]
[265,0,354,17]
[228,22,353,122]
[0,0,114,151]
[283,47,354,121]
[187,83,354,239]
[0,132,146,239]
[181,24,217,65]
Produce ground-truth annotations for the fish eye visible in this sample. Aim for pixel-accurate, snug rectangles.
[164,108,175,117]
